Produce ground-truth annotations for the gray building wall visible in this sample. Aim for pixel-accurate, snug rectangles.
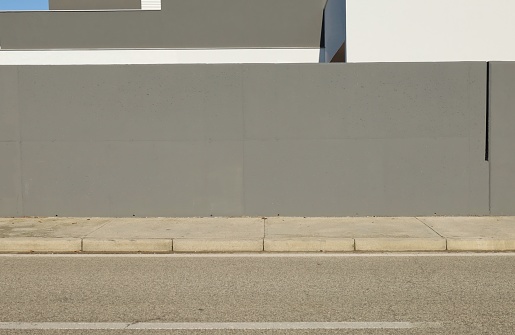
[0,63,491,217]
[489,62,515,215]
[49,0,141,10]
[0,0,326,49]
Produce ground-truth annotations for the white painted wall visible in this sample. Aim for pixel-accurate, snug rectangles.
[141,0,161,10]
[0,49,320,65]
[346,0,515,62]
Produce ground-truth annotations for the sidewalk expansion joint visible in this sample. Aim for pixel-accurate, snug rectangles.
[82,220,111,238]
[415,217,445,238]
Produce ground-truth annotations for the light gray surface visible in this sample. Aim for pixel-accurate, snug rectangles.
[418,216,515,238]
[0,0,326,49]
[49,0,141,10]
[83,218,264,239]
[3,216,515,252]
[1,63,489,216]
[265,217,438,238]
[0,255,514,335]
[489,62,515,215]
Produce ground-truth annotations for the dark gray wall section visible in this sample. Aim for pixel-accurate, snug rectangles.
[49,0,141,10]
[1,63,489,217]
[489,62,515,215]
[0,0,326,49]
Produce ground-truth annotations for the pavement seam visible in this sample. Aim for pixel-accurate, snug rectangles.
[262,217,267,252]
[82,220,112,238]
[415,217,448,250]
[415,217,445,238]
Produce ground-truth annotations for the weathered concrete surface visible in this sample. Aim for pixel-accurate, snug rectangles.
[84,218,264,239]
[418,216,515,251]
[265,217,445,251]
[417,216,515,238]
[265,217,440,238]
[1,217,515,252]
[0,217,109,238]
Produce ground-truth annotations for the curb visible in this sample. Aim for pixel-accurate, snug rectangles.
[264,238,354,252]
[82,239,173,253]
[355,238,447,252]
[0,237,515,253]
[0,238,81,253]
[447,238,515,251]
[173,239,263,252]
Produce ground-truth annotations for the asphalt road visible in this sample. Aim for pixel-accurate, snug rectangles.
[0,254,514,335]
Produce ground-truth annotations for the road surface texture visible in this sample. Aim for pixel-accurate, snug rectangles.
[0,254,514,334]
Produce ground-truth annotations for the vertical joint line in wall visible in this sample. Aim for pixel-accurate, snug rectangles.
[486,62,492,214]
[262,217,266,251]
[485,62,490,161]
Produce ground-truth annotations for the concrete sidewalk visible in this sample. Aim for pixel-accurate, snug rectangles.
[0,216,514,253]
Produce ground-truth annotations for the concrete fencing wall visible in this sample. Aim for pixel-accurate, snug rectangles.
[489,62,515,215]
[0,62,501,217]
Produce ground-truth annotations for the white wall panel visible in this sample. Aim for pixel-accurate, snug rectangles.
[141,0,161,10]
[347,0,515,62]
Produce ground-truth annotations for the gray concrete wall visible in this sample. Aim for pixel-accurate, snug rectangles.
[0,0,326,49]
[0,67,22,217]
[0,63,490,217]
[49,0,141,10]
[489,62,515,215]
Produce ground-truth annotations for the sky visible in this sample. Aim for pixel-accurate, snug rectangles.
[0,0,49,10]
